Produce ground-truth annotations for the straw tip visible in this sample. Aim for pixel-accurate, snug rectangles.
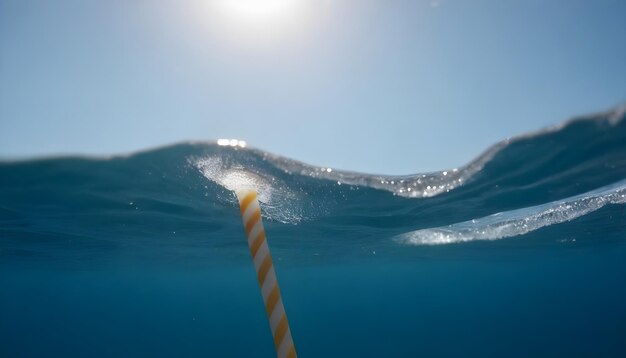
[234,187,257,199]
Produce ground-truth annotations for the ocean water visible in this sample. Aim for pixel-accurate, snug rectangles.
[2,106,626,357]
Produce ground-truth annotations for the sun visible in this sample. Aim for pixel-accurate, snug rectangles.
[213,0,299,26]
[202,0,316,46]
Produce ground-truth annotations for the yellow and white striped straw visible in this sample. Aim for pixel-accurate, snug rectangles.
[235,188,297,358]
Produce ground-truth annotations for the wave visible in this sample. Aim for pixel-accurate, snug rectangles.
[395,179,626,245]
[189,104,626,228]
[260,104,626,198]
[1,103,626,249]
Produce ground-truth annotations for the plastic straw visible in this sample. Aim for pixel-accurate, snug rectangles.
[235,189,297,358]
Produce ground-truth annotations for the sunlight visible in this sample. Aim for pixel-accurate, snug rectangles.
[213,0,299,26]
[202,0,324,46]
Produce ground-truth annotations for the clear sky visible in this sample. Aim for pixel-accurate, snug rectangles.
[1,0,625,174]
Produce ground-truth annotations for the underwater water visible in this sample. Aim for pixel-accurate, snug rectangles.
[2,105,626,357]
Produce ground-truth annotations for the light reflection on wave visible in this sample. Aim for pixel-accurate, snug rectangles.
[396,179,626,245]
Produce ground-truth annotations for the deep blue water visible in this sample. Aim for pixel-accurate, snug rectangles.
[2,106,626,357]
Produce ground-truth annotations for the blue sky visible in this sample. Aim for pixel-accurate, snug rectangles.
[1,0,625,174]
